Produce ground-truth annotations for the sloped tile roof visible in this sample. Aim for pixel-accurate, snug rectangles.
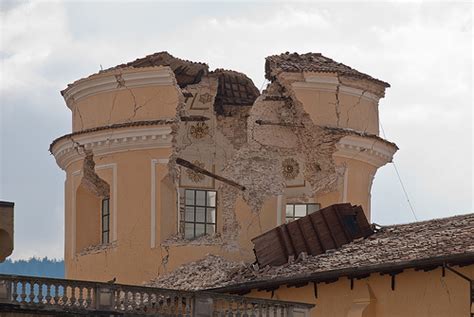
[265,52,390,87]
[149,213,474,291]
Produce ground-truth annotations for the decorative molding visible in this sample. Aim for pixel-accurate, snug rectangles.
[150,158,169,248]
[70,163,117,258]
[282,158,300,180]
[292,76,380,103]
[95,163,118,243]
[276,195,283,226]
[334,135,397,168]
[52,125,173,170]
[343,166,349,203]
[70,170,81,259]
[62,67,176,108]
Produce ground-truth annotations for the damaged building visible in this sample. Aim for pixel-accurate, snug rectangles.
[47,52,474,317]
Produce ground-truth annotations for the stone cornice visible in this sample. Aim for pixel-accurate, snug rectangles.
[51,125,173,170]
[292,76,381,103]
[62,66,176,109]
[334,135,398,168]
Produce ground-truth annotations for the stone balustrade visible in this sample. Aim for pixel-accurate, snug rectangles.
[0,274,313,316]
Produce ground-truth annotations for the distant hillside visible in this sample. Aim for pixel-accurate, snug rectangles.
[0,257,64,278]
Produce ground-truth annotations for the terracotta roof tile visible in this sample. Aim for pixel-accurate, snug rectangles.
[107,51,209,88]
[265,52,390,87]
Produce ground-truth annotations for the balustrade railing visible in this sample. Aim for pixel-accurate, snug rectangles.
[0,274,313,316]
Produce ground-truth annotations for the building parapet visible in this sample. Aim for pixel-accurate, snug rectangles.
[0,274,313,317]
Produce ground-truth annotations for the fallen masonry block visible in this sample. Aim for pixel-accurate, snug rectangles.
[252,203,373,267]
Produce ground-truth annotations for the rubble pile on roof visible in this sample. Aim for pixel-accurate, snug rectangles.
[148,213,474,290]
[146,255,251,290]
[265,52,390,87]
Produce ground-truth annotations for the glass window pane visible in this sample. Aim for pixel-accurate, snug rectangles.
[286,205,294,217]
[207,191,216,207]
[185,207,195,221]
[307,204,320,214]
[206,208,216,223]
[185,190,195,205]
[206,224,215,234]
[184,223,195,239]
[195,224,205,237]
[196,190,206,206]
[196,207,206,222]
[102,232,109,244]
[102,199,109,216]
[295,205,306,217]
[102,217,109,231]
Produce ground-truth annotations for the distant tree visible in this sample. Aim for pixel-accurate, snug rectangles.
[0,257,64,278]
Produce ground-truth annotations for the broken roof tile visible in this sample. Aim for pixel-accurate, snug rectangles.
[149,213,474,291]
[209,69,260,116]
[107,51,209,88]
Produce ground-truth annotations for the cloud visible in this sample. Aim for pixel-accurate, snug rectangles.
[1,1,472,259]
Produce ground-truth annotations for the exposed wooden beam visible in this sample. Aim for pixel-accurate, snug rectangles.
[176,158,246,191]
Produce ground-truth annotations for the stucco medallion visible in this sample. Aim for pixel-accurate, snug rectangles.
[282,158,300,180]
[186,160,206,183]
[199,93,213,104]
[190,122,210,139]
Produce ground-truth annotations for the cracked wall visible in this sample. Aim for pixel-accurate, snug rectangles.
[69,67,180,132]
[57,52,394,285]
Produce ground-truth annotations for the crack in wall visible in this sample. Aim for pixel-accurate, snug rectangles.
[334,75,342,127]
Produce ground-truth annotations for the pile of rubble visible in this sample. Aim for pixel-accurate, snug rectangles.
[147,254,253,290]
[148,213,474,290]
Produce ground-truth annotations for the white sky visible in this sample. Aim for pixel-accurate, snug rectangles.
[0,0,472,260]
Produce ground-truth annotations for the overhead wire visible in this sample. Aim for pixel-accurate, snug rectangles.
[380,120,418,221]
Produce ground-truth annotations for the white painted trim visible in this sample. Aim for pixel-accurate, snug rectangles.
[334,135,398,168]
[52,125,173,170]
[96,163,118,241]
[70,170,81,259]
[150,158,169,248]
[276,195,283,226]
[176,188,181,234]
[367,173,375,221]
[70,164,117,257]
[292,76,380,103]
[150,159,157,248]
[62,67,176,108]
[343,167,349,203]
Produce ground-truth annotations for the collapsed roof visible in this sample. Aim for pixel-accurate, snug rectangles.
[265,52,390,87]
[101,52,260,116]
[107,51,209,88]
[148,212,474,291]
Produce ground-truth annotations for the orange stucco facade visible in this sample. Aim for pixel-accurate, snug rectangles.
[248,266,474,317]
[51,58,397,285]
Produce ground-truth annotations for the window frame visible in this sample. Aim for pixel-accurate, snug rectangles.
[182,189,217,239]
[285,203,320,223]
[101,198,110,244]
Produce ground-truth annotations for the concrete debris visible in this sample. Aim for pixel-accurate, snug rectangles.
[147,213,474,290]
[78,241,117,256]
[161,233,223,247]
[146,255,251,291]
